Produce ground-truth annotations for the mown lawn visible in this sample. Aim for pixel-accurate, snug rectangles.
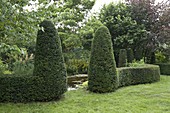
[0,76,170,113]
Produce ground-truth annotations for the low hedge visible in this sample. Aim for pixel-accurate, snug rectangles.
[117,65,160,87]
[0,20,67,102]
[0,75,65,102]
[156,63,170,75]
[0,75,38,102]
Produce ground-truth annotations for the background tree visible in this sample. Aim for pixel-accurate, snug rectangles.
[127,48,134,63]
[44,0,95,75]
[0,0,95,75]
[118,49,127,67]
[99,2,147,65]
[126,0,170,63]
[157,1,170,62]
[0,0,95,52]
[0,0,37,47]
[80,18,103,51]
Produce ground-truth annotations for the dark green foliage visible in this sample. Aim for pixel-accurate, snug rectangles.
[134,47,143,61]
[0,75,61,102]
[118,65,160,87]
[155,51,168,63]
[146,52,156,64]
[12,59,34,76]
[127,48,134,63]
[80,18,103,51]
[0,75,40,102]
[88,26,118,93]
[64,50,90,76]
[99,3,147,57]
[0,20,67,102]
[66,59,88,76]
[33,20,67,100]
[150,52,156,64]
[0,59,7,75]
[157,63,170,75]
[118,49,127,67]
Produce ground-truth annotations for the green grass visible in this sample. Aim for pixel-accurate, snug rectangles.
[0,76,170,113]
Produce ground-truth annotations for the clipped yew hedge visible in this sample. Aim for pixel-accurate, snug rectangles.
[0,20,67,102]
[88,26,118,93]
[33,20,67,100]
[117,65,160,87]
[118,49,127,67]
[127,48,134,63]
[0,75,40,102]
[156,63,170,75]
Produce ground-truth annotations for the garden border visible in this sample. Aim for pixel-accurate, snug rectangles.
[156,63,170,75]
[117,64,160,87]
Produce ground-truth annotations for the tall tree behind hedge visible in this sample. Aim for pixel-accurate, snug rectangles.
[118,49,127,67]
[80,18,103,51]
[127,0,170,63]
[33,20,67,100]
[99,2,147,65]
[88,26,118,93]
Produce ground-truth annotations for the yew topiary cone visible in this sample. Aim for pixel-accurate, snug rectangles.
[127,48,134,63]
[118,49,127,67]
[88,26,118,93]
[33,20,67,100]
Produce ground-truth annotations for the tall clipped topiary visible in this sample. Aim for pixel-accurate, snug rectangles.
[33,20,67,100]
[88,26,118,93]
[134,47,143,61]
[127,48,134,63]
[118,49,127,67]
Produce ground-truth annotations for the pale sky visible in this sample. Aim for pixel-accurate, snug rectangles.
[92,0,122,13]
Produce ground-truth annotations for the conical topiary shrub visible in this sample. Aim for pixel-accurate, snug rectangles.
[88,26,118,93]
[134,47,143,61]
[127,48,134,63]
[118,49,127,67]
[33,20,67,100]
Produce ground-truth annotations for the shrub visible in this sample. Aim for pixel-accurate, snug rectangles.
[66,59,88,76]
[155,51,167,63]
[0,59,7,75]
[12,59,34,76]
[118,49,127,67]
[127,48,134,63]
[80,81,88,89]
[0,20,67,102]
[64,48,90,76]
[156,63,170,75]
[0,75,40,102]
[33,20,67,100]
[118,64,160,87]
[11,52,34,76]
[88,26,118,93]
[128,58,145,67]
[134,47,143,61]
[0,43,26,69]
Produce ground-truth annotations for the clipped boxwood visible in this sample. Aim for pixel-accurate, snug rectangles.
[0,75,41,102]
[127,48,134,63]
[117,64,160,87]
[118,49,127,67]
[33,20,67,100]
[88,26,118,93]
[156,63,170,75]
[0,20,67,102]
